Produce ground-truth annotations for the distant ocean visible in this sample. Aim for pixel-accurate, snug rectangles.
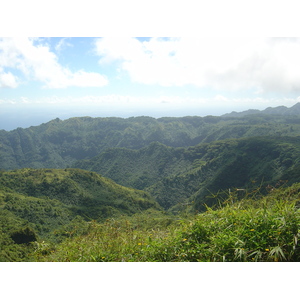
[0,104,225,131]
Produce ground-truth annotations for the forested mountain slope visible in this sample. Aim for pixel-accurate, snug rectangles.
[0,168,159,219]
[0,168,160,261]
[73,136,300,210]
[1,113,300,170]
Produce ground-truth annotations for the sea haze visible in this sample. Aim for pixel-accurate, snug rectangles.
[0,103,227,131]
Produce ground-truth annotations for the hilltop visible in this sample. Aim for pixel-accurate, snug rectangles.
[0,168,159,220]
[0,168,160,261]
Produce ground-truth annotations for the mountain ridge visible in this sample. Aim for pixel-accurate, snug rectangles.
[1,105,300,170]
[222,102,300,117]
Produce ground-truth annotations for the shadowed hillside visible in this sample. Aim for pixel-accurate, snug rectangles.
[73,136,300,210]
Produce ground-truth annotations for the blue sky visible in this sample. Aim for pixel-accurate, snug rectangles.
[1,37,300,130]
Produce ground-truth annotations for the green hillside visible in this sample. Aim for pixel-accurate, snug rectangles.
[1,113,300,170]
[73,142,186,190]
[0,168,160,261]
[0,168,159,219]
[3,180,300,262]
[73,136,300,210]
[32,182,300,262]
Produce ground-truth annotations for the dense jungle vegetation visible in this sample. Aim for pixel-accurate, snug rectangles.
[1,103,300,261]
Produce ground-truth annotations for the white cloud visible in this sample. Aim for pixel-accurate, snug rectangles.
[214,94,228,102]
[0,37,108,88]
[54,38,73,53]
[95,37,300,94]
[2,93,298,112]
[0,70,18,88]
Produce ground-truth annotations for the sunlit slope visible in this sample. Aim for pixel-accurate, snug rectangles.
[0,168,161,261]
[0,168,160,220]
[34,181,300,262]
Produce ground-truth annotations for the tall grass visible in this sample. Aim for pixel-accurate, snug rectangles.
[32,209,178,262]
[33,183,300,262]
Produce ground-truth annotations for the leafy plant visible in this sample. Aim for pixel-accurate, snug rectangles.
[31,182,300,262]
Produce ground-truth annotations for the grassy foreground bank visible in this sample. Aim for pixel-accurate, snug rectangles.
[32,182,300,262]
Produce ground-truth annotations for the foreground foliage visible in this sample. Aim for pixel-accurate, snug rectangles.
[33,183,300,262]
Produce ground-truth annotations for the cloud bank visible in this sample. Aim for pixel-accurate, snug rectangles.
[0,37,108,88]
[95,37,300,94]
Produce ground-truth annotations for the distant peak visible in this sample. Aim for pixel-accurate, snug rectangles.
[222,102,300,118]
